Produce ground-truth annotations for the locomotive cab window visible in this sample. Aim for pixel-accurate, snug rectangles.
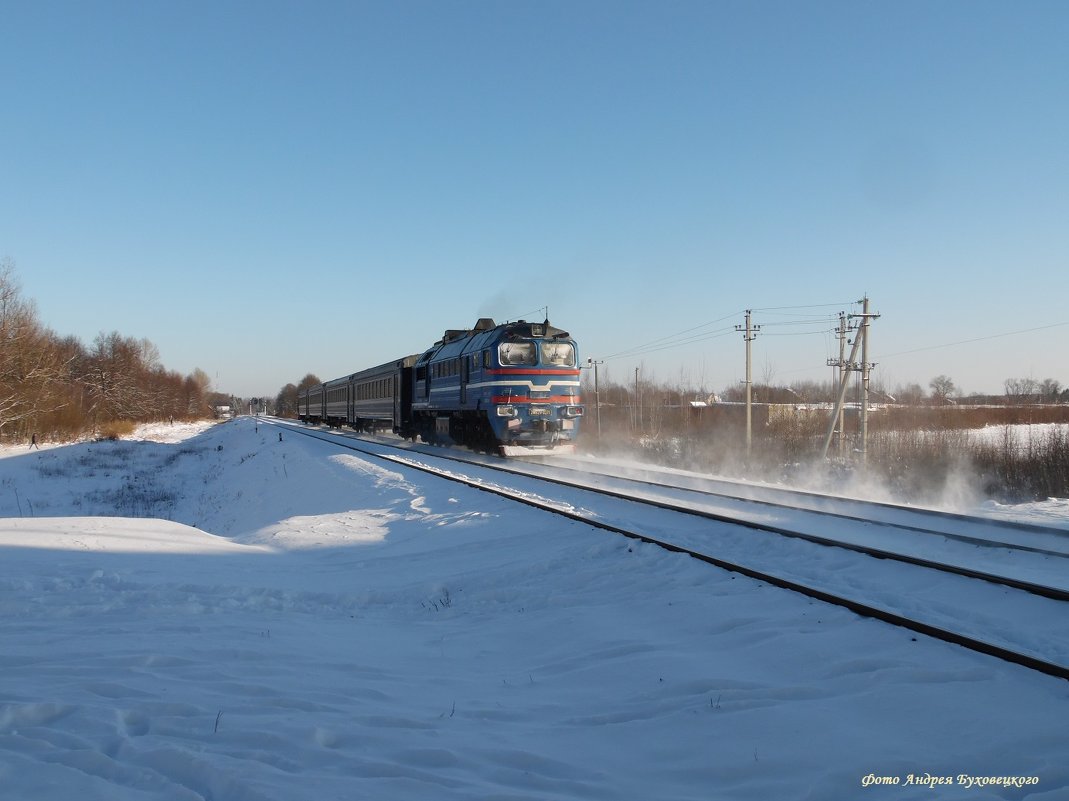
[540,342,575,366]
[499,342,536,365]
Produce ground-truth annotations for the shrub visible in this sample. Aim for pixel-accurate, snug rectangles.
[98,420,137,441]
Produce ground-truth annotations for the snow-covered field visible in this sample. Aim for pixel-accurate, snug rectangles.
[1,418,1067,800]
[969,422,1069,448]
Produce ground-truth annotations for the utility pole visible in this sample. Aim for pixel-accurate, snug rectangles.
[634,367,641,434]
[587,358,603,440]
[821,297,879,460]
[828,312,852,456]
[859,296,873,463]
[735,310,760,455]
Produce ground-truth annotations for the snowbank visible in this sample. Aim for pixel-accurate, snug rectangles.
[0,418,1066,799]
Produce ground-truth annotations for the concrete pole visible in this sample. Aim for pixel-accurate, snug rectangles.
[821,329,865,459]
[860,296,871,464]
[736,310,759,456]
[635,367,640,434]
[588,359,603,440]
[745,312,753,454]
[838,313,846,456]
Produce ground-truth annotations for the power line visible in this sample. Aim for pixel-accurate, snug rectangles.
[762,328,839,337]
[759,318,840,329]
[605,327,739,360]
[883,321,1069,358]
[501,305,549,323]
[605,310,844,361]
[603,312,743,360]
[751,301,857,313]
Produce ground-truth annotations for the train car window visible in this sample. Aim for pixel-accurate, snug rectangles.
[540,342,575,366]
[499,342,536,365]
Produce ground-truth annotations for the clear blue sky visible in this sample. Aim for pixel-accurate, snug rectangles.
[3,1,1067,399]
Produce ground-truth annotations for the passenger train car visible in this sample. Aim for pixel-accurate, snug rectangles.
[297,318,583,454]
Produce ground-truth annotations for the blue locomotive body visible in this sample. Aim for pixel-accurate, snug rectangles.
[297,318,583,454]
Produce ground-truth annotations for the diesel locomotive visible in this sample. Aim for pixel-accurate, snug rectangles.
[297,318,584,454]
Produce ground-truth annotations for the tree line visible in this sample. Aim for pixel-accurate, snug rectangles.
[0,263,223,444]
[272,374,321,418]
[587,368,1067,410]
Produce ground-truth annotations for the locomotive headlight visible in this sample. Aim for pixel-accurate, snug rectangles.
[496,405,517,417]
[562,405,584,418]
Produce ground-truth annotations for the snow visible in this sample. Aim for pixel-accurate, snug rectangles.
[1,418,1067,799]
[969,422,1069,449]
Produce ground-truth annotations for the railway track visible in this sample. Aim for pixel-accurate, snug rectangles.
[272,419,1069,682]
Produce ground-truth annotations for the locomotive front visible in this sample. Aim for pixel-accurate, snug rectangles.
[483,320,584,454]
[409,318,585,455]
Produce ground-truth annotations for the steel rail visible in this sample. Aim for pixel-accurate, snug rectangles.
[289,422,1069,601]
[279,422,1069,682]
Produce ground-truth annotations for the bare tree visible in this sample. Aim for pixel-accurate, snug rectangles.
[84,331,142,422]
[1005,377,1039,404]
[297,373,322,391]
[929,375,955,404]
[0,261,225,438]
[0,263,73,441]
[1041,378,1062,402]
[896,382,926,405]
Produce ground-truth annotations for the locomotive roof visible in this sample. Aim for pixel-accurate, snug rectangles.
[422,318,572,362]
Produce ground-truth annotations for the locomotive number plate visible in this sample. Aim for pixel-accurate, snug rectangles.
[528,406,551,416]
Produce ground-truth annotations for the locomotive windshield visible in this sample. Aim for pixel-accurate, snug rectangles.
[498,340,575,367]
[499,342,536,365]
[540,342,575,366]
